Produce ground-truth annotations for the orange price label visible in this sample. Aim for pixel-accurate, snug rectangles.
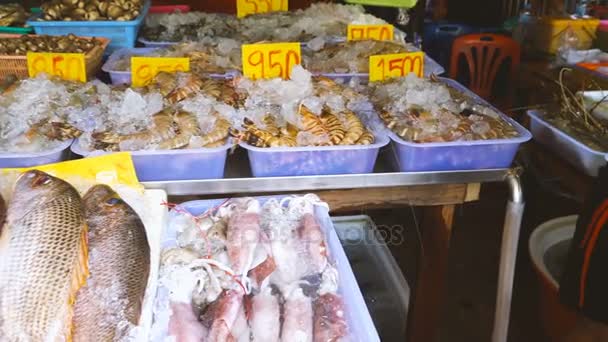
[131,57,190,87]
[369,52,424,82]
[242,42,301,80]
[237,0,288,18]
[27,52,86,82]
[347,24,394,41]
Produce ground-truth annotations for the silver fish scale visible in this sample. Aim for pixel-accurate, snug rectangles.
[0,191,85,340]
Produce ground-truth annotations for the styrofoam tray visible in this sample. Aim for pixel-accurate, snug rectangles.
[158,196,380,342]
[388,78,531,172]
[0,139,73,168]
[528,110,607,176]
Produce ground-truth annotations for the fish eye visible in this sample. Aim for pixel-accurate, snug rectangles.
[32,175,51,187]
[105,197,122,205]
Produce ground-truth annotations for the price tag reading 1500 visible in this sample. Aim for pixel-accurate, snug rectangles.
[242,43,301,80]
[131,57,190,87]
[369,52,424,82]
[27,52,87,82]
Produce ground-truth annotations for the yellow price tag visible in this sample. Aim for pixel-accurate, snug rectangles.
[369,52,424,82]
[237,0,288,18]
[27,52,86,82]
[242,42,301,80]
[131,57,190,87]
[347,24,394,41]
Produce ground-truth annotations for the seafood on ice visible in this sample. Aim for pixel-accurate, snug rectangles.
[151,195,351,341]
[303,40,416,74]
[0,75,91,153]
[69,72,235,152]
[371,74,520,143]
[229,66,379,147]
[112,39,242,75]
[0,171,151,340]
[141,3,388,45]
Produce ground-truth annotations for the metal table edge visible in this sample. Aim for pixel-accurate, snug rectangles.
[142,168,511,196]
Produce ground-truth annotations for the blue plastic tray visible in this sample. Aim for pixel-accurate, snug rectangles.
[102,47,240,85]
[240,134,390,177]
[0,139,72,168]
[26,1,150,54]
[167,197,380,342]
[71,139,231,182]
[388,78,531,172]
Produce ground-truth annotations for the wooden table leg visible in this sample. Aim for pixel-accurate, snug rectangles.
[407,204,456,342]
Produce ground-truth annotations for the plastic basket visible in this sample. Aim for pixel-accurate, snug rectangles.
[388,78,531,172]
[0,7,39,34]
[0,34,109,80]
[240,134,390,177]
[71,139,232,182]
[0,139,72,168]
[26,1,150,54]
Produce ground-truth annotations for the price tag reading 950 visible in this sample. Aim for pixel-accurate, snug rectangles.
[347,24,394,41]
[242,43,301,80]
[369,52,424,82]
[131,57,190,87]
[237,0,288,18]
[27,52,87,82]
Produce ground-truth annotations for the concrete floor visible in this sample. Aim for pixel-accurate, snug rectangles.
[358,170,580,342]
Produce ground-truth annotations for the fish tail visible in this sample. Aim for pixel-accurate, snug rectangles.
[67,223,90,341]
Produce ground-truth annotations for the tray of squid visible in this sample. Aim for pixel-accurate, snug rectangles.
[149,194,380,342]
[229,67,390,177]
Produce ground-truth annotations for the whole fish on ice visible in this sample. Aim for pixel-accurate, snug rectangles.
[0,170,89,341]
[73,184,150,341]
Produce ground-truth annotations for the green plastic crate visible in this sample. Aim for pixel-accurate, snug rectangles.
[345,0,418,8]
[0,8,40,35]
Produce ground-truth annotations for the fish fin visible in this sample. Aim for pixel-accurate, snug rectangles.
[67,223,90,342]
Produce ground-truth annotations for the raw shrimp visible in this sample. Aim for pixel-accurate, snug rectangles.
[166,74,204,104]
[355,131,375,145]
[250,286,280,342]
[299,105,327,136]
[158,111,201,150]
[93,109,175,146]
[339,110,364,145]
[282,287,313,342]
